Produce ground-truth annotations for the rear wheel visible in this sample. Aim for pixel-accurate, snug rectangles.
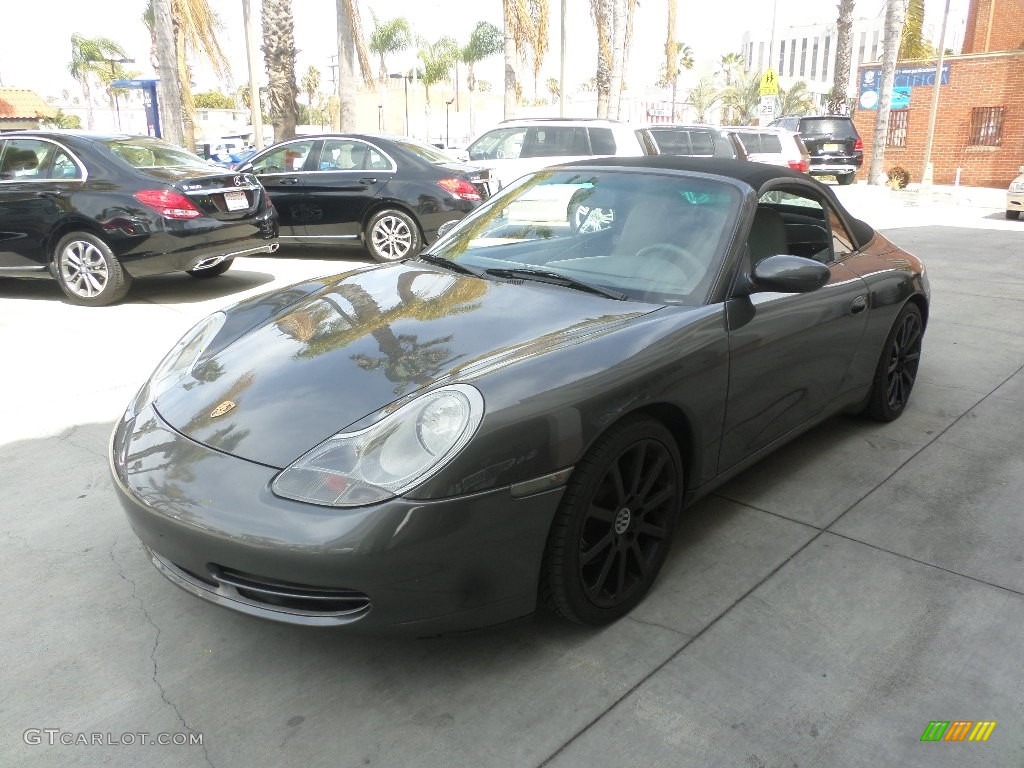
[52,231,132,307]
[541,417,682,625]
[866,303,924,422]
[187,258,234,277]
[365,208,422,262]
[1006,210,1020,220]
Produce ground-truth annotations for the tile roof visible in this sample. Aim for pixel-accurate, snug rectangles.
[0,88,56,120]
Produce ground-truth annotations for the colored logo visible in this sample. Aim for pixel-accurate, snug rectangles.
[210,400,237,418]
[920,721,997,742]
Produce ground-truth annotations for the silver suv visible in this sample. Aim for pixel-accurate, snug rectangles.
[461,118,646,190]
[728,126,810,173]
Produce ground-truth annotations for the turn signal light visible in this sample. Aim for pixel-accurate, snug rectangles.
[853,138,864,150]
[437,178,482,201]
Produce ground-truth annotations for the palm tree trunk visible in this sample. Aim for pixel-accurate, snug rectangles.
[607,0,626,119]
[616,0,636,119]
[154,0,184,145]
[828,0,855,114]
[176,23,197,153]
[869,0,907,184]
[336,0,357,130]
[592,0,611,118]
[503,1,519,119]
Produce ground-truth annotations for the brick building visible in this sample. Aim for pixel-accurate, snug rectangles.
[854,0,1024,187]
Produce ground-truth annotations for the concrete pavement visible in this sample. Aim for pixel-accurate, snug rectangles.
[1,199,1022,767]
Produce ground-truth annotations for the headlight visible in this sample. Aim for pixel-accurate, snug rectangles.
[272,384,484,507]
[128,312,227,415]
[1010,181,1024,193]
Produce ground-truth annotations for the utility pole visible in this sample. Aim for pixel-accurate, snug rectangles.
[921,0,951,186]
[242,0,264,149]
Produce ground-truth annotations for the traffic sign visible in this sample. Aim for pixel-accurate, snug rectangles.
[759,68,779,96]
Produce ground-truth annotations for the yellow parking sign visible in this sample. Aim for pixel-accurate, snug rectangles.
[760,68,779,96]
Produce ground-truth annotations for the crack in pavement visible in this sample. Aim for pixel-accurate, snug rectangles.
[108,537,215,768]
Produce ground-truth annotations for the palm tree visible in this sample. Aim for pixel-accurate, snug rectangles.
[658,42,694,121]
[900,0,931,59]
[69,34,128,130]
[144,0,231,151]
[503,0,532,119]
[827,0,855,114]
[616,0,638,118]
[301,65,321,111]
[262,0,299,142]
[369,14,413,84]
[590,0,612,117]
[608,0,626,118]
[151,0,184,145]
[720,71,762,125]
[527,0,550,103]
[335,0,374,130]
[546,77,560,104]
[687,76,721,123]
[717,52,745,123]
[417,36,459,132]
[664,0,677,118]
[777,80,816,115]
[869,0,907,184]
[461,21,503,136]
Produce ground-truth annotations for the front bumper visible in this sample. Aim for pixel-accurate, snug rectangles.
[109,405,564,634]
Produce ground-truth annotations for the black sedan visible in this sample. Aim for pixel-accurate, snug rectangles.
[0,131,278,306]
[110,157,928,634]
[237,134,491,262]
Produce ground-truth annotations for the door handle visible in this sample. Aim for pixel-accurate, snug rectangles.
[278,177,300,185]
[358,177,378,184]
[36,190,61,199]
[850,295,868,314]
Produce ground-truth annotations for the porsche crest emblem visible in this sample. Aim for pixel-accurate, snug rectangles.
[210,400,237,418]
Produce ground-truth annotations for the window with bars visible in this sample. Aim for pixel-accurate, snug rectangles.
[969,107,1004,146]
[887,110,908,147]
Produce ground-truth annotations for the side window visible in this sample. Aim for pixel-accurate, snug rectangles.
[251,140,316,174]
[0,139,50,180]
[650,129,690,155]
[45,149,83,180]
[366,146,391,170]
[738,133,761,153]
[761,133,782,153]
[754,190,834,263]
[689,130,714,155]
[828,208,857,259]
[522,127,588,157]
[320,139,370,170]
[588,128,616,155]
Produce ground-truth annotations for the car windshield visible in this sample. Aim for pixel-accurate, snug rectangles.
[104,138,220,170]
[799,118,857,138]
[425,169,741,305]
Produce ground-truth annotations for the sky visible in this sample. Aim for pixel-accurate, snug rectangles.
[1,0,972,101]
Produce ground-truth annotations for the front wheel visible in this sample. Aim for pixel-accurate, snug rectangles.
[865,302,924,421]
[187,258,234,277]
[541,417,683,625]
[365,209,422,262]
[52,232,132,306]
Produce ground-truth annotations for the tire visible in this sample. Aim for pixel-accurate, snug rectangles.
[865,302,924,422]
[541,416,683,625]
[1006,210,1020,220]
[365,208,422,262]
[187,258,234,278]
[837,172,856,186]
[52,231,132,307]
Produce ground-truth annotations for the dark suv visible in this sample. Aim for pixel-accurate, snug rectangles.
[636,124,748,161]
[770,115,863,184]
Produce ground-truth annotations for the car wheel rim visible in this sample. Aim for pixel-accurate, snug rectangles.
[886,311,922,410]
[578,439,676,609]
[60,240,108,298]
[371,215,413,260]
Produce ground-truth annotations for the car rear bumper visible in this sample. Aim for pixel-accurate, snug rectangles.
[1007,192,1024,213]
[109,404,563,634]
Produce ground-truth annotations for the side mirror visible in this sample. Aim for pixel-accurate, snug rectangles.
[436,220,459,239]
[455,150,470,162]
[749,254,830,293]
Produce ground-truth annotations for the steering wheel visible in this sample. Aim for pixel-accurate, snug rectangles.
[634,243,705,293]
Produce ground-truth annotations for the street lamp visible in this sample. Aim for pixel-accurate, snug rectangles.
[389,72,411,137]
[101,57,135,131]
[445,98,455,148]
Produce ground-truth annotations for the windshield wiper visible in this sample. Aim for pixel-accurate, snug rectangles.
[416,253,486,278]
[485,268,627,300]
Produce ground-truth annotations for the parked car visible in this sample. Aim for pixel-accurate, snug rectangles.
[0,131,278,306]
[111,156,929,634]
[238,134,491,262]
[636,124,748,160]
[770,115,863,184]
[461,118,647,190]
[1006,165,1024,220]
[728,126,810,172]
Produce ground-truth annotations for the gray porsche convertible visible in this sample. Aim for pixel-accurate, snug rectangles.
[110,157,928,634]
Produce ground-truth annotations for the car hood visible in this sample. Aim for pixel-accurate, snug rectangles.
[153,263,656,468]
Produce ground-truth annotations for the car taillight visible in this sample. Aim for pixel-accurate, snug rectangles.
[133,189,203,219]
[853,138,863,151]
[437,178,482,201]
[788,159,809,173]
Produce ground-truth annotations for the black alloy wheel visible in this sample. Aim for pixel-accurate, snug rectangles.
[867,302,923,421]
[542,417,682,625]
